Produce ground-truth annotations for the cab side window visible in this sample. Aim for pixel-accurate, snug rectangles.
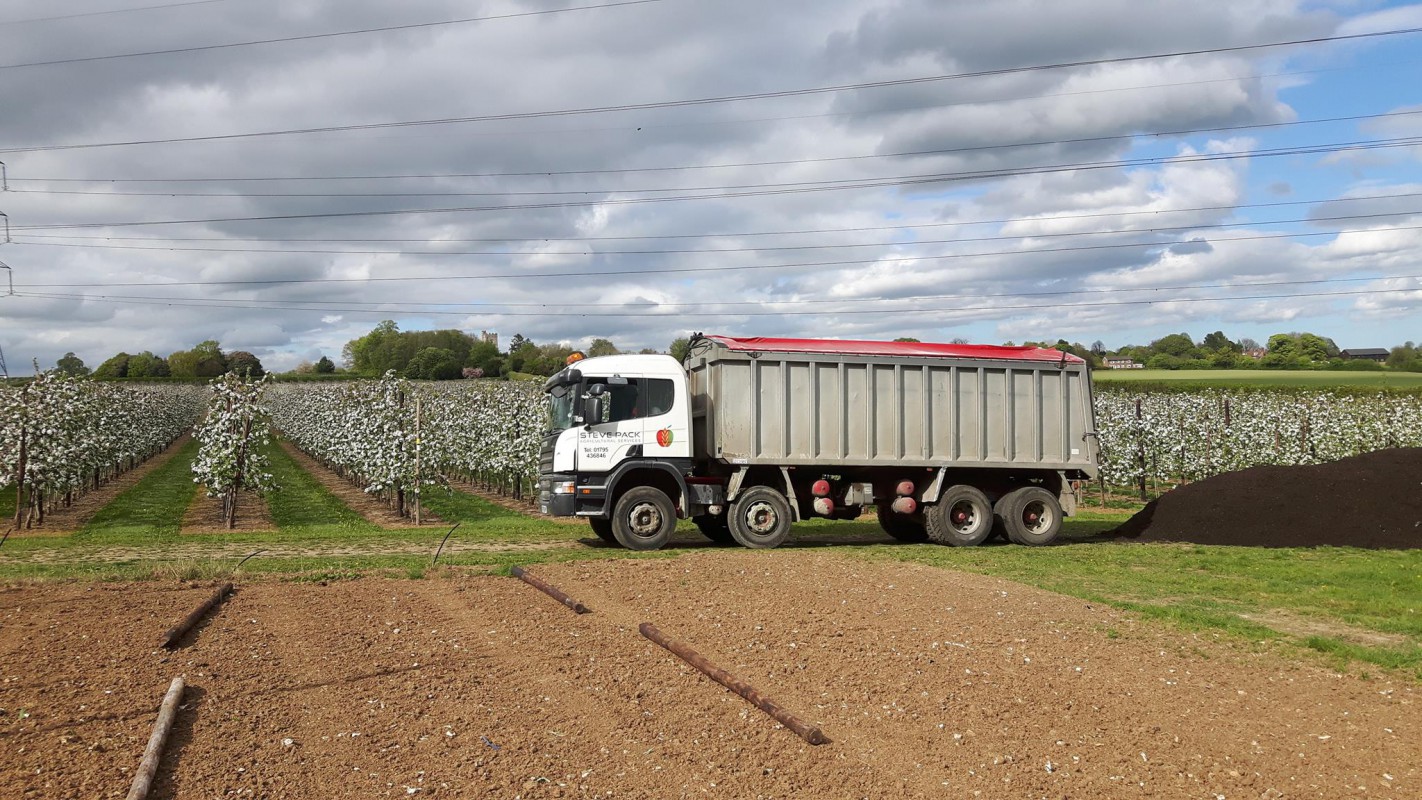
[643,379,675,417]
[585,377,675,422]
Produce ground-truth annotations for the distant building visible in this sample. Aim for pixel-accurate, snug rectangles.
[1339,348,1389,362]
[1105,358,1143,369]
[480,330,499,350]
[1244,347,1267,360]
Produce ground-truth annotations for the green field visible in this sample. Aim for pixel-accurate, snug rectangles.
[1092,369,1422,388]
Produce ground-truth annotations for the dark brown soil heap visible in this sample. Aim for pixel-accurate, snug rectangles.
[1112,447,1422,549]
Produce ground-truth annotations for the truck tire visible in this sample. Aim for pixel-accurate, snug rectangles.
[999,487,1063,546]
[990,494,1013,542]
[876,504,928,543]
[693,515,735,545]
[611,487,677,551]
[728,486,793,549]
[924,485,993,547]
[588,517,618,545]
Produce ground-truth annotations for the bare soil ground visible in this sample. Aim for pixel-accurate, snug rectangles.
[0,552,1414,799]
[181,488,274,534]
[277,440,443,529]
[5,437,191,535]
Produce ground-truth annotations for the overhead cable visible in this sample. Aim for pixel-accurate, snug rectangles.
[16,223,1422,288]
[13,136,1422,230]
[3,24,1418,153]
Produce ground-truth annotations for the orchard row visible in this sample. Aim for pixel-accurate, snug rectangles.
[7,373,1420,528]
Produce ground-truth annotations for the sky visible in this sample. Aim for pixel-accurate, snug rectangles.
[1,0,1420,373]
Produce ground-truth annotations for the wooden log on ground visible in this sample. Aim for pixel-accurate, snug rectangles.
[638,622,829,745]
[159,583,233,649]
[509,566,590,614]
[125,676,186,800]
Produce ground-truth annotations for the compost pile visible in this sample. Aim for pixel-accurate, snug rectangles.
[1113,447,1422,549]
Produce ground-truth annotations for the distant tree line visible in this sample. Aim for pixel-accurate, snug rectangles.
[57,325,1420,381]
[56,341,268,380]
[333,324,694,380]
[1096,331,1422,372]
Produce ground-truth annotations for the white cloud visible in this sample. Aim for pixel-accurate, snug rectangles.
[0,0,1417,369]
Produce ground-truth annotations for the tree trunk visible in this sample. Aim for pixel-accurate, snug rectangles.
[13,429,25,530]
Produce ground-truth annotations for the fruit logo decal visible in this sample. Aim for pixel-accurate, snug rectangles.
[656,427,674,448]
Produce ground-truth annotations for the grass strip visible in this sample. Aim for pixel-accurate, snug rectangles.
[262,441,381,536]
[0,545,676,583]
[76,439,201,542]
[420,485,586,543]
[0,484,14,524]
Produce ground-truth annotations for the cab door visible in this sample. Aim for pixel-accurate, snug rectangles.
[639,376,690,460]
[576,376,645,474]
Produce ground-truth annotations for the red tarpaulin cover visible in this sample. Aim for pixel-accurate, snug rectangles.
[705,335,1084,364]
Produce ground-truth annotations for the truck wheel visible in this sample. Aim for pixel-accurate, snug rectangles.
[611,487,676,551]
[924,485,993,546]
[693,515,735,545]
[876,504,928,543]
[1000,487,1063,546]
[728,486,793,549]
[990,493,1013,542]
[588,517,618,545]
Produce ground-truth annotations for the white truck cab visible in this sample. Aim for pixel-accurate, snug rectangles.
[538,355,695,546]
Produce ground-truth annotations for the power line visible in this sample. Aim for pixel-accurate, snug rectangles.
[15,136,1422,230]
[0,0,665,71]
[17,132,1422,198]
[17,223,1422,289]
[13,209,1421,257]
[16,189,1422,245]
[9,59,1416,155]
[13,109,1420,185]
[0,0,224,26]
[22,272,1421,310]
[13,286,1408,317]
[3,24,1419,154]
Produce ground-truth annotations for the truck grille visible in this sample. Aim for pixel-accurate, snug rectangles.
[539,433,558,474]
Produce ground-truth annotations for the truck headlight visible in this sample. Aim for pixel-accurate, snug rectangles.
[552,481,576,495]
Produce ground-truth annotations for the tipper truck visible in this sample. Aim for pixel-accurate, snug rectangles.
[538,334,1099,550]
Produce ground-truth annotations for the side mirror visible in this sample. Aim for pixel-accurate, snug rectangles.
[582,395,604,426]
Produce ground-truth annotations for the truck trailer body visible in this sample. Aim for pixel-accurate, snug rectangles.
[538,335,1099,550]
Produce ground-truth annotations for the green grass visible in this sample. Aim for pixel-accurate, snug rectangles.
[0,484,14,525]
[420,486,585,542]
[263,442,382,536]
[75,438,201,542]
[1093,369,1422,388]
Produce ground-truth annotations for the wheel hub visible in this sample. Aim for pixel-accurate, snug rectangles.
[1021,501,1048,532]
[949,500,977,532]
[745,501,778,534]
[628,502,662,536]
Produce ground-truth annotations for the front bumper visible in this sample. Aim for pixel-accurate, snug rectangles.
[538,473,578,517]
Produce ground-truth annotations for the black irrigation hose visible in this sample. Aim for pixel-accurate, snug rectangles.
[431,523,460,565]
[236,549,266,568]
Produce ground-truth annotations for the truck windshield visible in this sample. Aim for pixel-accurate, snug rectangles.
[547,384,577,433]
